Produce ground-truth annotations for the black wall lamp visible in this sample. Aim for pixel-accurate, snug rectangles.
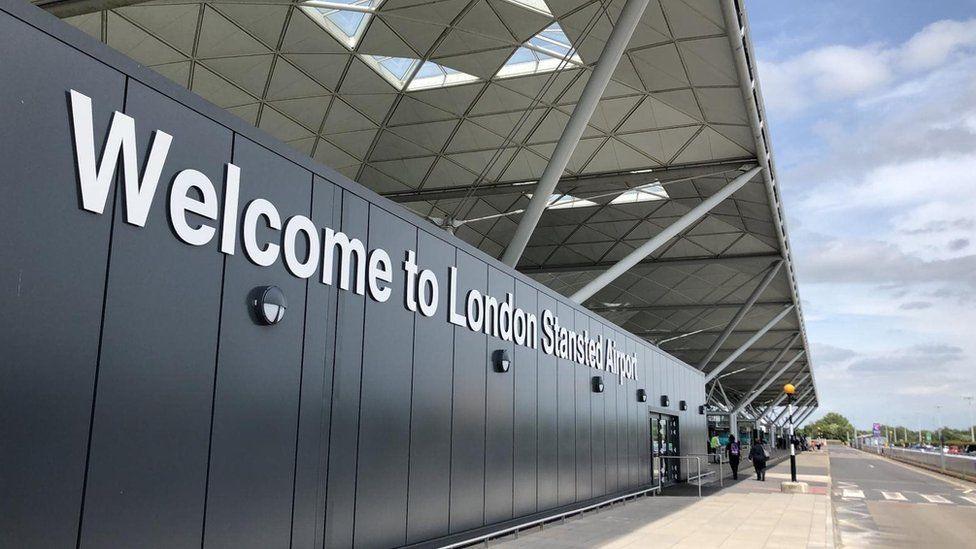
[492,349,511,372]
[637,389,647,402]
[679,400,688,411]
[660,395,670,407]
[592,376,605,393]
[253,285,286,325]
[698,405,706,415]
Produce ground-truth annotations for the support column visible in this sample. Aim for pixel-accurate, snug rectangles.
[570,166,761,302]
[501,0,651,267]
[703,305,794,382]
[698,261,783,369]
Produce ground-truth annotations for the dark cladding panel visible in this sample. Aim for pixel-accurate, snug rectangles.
[512,281,538,517]
[82,80,230,548]
[536,292,558,509]
[603,324,618,493]
[627,337,639,487]
[0,13,125,547]
[574,310,592,501]
[556,300,575,505]
[204,135,310,549]
[0,13,124,547]
[291,178,340,549]
[484,267,515,524]
[615,329,629,491]
[449,251,488,533]
[324,191,368,548]
[638,345,650,486]
[589,320,606,497]
[354,206,417,547]
[406,231,456,543]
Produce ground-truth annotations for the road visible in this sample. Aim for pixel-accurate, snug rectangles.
[829,444,976,547]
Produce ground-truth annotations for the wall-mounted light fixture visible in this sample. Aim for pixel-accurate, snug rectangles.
[492,349,511,372]
[660,395,670,407]
[679,400,688,411]
[253,285,286,325]
[698,405,706,415]
[592,376,605,393]
[637,389,647,402]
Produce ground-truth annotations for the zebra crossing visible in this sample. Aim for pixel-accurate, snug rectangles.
[836,486,976,506]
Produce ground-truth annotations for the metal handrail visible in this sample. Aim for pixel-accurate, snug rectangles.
[659,455,703,498]
[687,452,727,487]
[438,484,661,549]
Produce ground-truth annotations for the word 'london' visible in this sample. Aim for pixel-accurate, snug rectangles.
[67,90,638,383]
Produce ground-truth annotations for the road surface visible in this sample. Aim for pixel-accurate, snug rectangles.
[830,444,976,547]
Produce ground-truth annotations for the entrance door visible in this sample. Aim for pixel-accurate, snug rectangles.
[650,413,681,485]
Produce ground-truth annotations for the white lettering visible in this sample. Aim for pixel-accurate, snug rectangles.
[283,215,319,279]
[69,89,172,226]
[242,198,280,267]
[169,169,217,246]
[367,248,392,302]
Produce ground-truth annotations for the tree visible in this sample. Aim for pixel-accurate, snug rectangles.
[804,412,854,440]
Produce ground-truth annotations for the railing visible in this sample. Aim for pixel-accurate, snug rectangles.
[439,484,661,548]
[881,446,976,482]
[687,453,726,487]
[659,455,704,498]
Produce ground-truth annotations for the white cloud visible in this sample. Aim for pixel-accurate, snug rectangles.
[758,17,976,116]
[900,18,976,70]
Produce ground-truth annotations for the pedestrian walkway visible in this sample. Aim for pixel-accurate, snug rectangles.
[491,451,833,548]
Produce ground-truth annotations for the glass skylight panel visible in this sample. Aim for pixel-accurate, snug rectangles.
[362,55,420,89]
[497,23,582,78]
[500,0,552,16]
[300,0,383,48]
[610,183,670,205]
[407,61,479,91]
[527,191,599,209]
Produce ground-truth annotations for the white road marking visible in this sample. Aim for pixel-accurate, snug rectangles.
[843,489,865,499]
[881,491,907,501]
[868,464,875,468]
[960,496,976,506]
[921,494,952,504]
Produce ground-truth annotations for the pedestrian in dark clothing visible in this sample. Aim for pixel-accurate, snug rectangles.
[749,438,768,481]
[725,434,742,480]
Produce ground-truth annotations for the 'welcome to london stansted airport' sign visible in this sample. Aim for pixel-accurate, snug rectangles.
[68,90,639,384]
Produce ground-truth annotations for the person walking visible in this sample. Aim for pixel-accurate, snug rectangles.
[725,434,741,480]
[749,436,769,481]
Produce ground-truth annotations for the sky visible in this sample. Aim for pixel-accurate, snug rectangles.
[746,0,976,430]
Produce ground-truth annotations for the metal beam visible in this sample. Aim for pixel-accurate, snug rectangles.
[383,158,754,203]
[501,0,650,267]
[32,0,150,16]
[570,166,763,302]
[519,252,781,276]
[773,389,812,425]
[755,373,809,423]
[585,297,789,314]
[738,333,800,395]
[697,260,783,369]
[732,351,804,414]
[703,305,794,382]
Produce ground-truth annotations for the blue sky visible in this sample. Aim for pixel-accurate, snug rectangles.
[747,1,976,430]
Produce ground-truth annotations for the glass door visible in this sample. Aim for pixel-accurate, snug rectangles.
[650,413,682,485]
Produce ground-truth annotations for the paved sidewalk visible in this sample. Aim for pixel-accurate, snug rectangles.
[492,451,833,548]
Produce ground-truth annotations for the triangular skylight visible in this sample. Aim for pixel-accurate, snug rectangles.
[501,0,552,16]
[497,23,582,78]
[408,61,479,91]
[610,183,670,204]
[300,0,384,48]
[527,191,599,210]
[361,55,420,89]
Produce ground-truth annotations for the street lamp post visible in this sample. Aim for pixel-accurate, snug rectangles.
[965,396,975,443]
[936,405,946,473]
[785,383,797,482]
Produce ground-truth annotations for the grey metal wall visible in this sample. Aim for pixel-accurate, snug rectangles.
[0,2,706,547]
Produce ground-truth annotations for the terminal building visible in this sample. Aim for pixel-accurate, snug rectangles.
[1,0,819,547]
